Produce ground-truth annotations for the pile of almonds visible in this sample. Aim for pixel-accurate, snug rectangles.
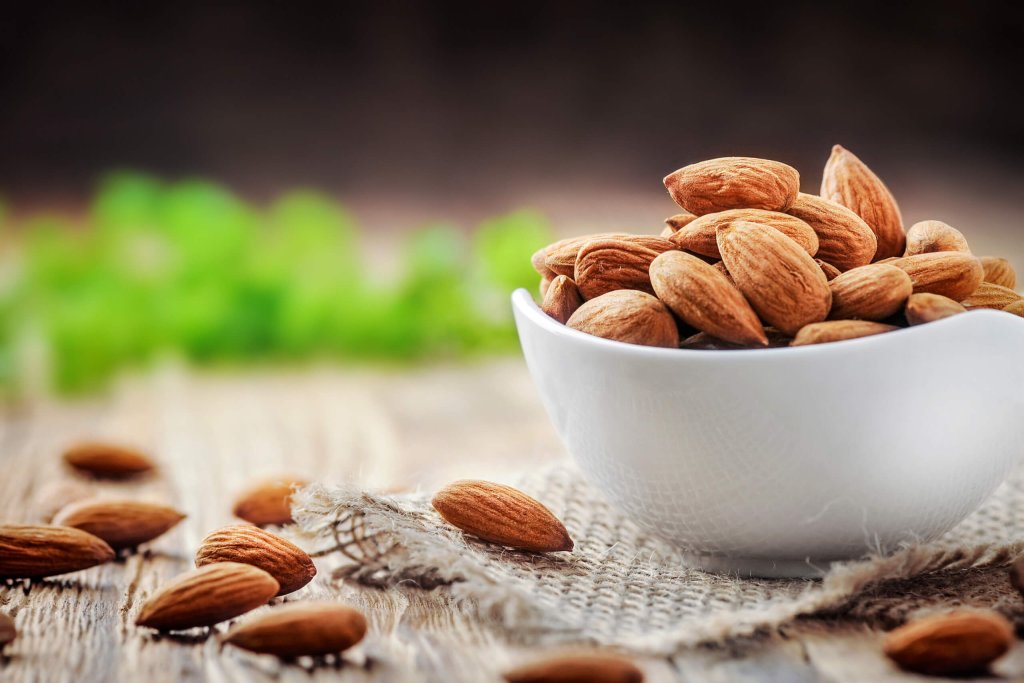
[533,148,1020,348]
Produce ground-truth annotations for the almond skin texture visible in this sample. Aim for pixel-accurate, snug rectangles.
[820,145,905,260]
[791,320,898,346]
[816,259,842,281]
[668,209,818,259]
[904,220,970,256]
[233,478,307,526]
[432,480,573,553]
[63,442,155,479]
[136,562,279,631]
[53,499,185,551]
[573,237,676,299]
[541,233,632,278]
[905,293,968,326]
[663,213,698,234]
[980,256,1016,289]
[828,264,913,321]
[541,275,584,324]
[961,282,1023,310]
[566,290,679,348]
[890,252,984,301]
[223,602,367,658]
[0,524,115,579]
[196,525,316,596]
[1004,300,1024,317]
[650,251,767,346]
[503,653,644,683]
[883,611,1013,676]
[664,157,800,215]
[717,221,832,335]
[785,193,877,271]
[0,613,15,647]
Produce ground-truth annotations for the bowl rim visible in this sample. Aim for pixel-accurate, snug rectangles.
[512,288,1020,360]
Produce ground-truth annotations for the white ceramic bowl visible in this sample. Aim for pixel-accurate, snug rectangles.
[512,289,1024,577]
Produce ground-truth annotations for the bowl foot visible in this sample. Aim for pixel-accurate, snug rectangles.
[681,552,834,579]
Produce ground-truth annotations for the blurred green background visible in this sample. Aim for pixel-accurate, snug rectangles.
[0,173,551,396]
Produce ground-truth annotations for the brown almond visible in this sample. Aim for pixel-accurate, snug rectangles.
[541,275,584,324]
[650,251,767,346]
[541,233,632,278]
[904,220,970,256]
[53,499,185,551]
[196,525,316,596]
[136,562,279,631]
[63,442,155,479]
[1,613,16,647]
[828,264,913,321]
[1004,300,1024,317]
[980,256,1016,289]
[786,193,877,271]
[432,480,573,553]
[574,237,676,299]
[961,282,1023,310]
[883,611,1012,676]
[791,320,898,346]
[504,653,644,683]
[663,213,698,235]
[890,252,984,301]
[566,290,679,348]
[531,247,555,279]
[232,478,307,527]
[816,259,842,281]
[668,209,818,259]
[820,145,905,260]
[664,157,800,215]
[905,293,968,326]
[223,601,367,658]
[717,221,832,335]
[0,524,115,579]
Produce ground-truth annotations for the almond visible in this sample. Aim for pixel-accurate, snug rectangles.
[668,209,818,259]
[0,524,114,579]
[232,478,307,527]
[63,442,155,479]
[791,320,899,346]
[717,221,832,335]
[820,145,905,260]
[828,264,913,321]
[786,193,877,271]
[574,237,676,299]
[816,259,842,281]
[0,613,16,648]
[136,562,279,631]
[663,213,698,234]
[223,602,367,658]
[503,653,644,683]
[663,157,800,215]
[883,611,1012,676]
[566,290,679,348]
[1004,300,1024,317]
[531,247,555,279]
[904,220,970,256]
[890,252,984,301]
[541,275,584,324]
[196,525,316,596]
[650,251,767,346]
[980,256,1016,289]
[431,480,573,553]
[53,499,185,550]
[541,233,632,278]
[961,282,1023,310]
[905,293,968,326]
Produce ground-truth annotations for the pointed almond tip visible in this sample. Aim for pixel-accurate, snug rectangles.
[832,144,845,154]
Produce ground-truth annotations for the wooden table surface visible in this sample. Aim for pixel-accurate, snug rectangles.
[2,360,1022,682]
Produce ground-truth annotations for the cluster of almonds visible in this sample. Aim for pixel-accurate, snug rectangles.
[533,148,1020,349]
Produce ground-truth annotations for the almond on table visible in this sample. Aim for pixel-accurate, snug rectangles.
[223,602,368,658]
[503,653,644,683]
[0,524,115,579]
[232,477,308,526]
[63,442,156,479]
[53,499,185,551]
[883,611,1013,676]
[195,524,317,596]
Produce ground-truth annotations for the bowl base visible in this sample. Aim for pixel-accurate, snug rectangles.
[681,552,833,579]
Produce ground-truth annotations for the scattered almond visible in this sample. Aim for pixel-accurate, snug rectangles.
[820,145,905,260]
[717,221,831,335]
[0,524,114,579]
[904,220,970,256]
[649,251,767,346]
[566,290,679,348]
[791,320,899,346]
[883,611,1013,676]
[980,256,1016,289]
[541,275,584,324]
[503,653,644,683]
[828,264,913,321]
[136,562,279,631]
[223,601,367,658]
[890,252,984,301]
[786,193,877,271]
[0,613,16,648]
[232,478,307,527]
[668,208,818,259]
[664,157,800,215]
[432,480,573,553]
[961,282,1022,310]
[53,499,185,551]
[816,259,842,281]
[63,442,155,479]
[905,293,968,326]
[196,525,316,596]
[573,237,676,299]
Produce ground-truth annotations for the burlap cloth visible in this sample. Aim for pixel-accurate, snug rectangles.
[295,461,1024,656]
